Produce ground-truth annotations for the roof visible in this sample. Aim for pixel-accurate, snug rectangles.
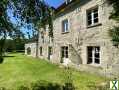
[56,0,75,11]
[55,0,79,15]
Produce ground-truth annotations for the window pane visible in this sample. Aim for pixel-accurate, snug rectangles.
[88,15,92,21]
[94,12,98,18]
[87,47,93,64]
[88,20,92,25]
[87,57,92,64]
[93,8,98,13]
[94,18,98,23]
[95,47,100,64]
[95,58,100,64]
[62,49,64,58]
[87,11,91,16]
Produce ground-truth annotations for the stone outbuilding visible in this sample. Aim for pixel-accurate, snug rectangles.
[25,42,37,57]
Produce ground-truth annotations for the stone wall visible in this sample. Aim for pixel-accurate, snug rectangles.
[36,0,119,77]
[25,43,37,57]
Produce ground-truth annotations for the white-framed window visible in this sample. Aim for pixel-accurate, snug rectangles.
[62,19,69,33]
[87,7,99,26]
[61,46,68,58]
[87,46,100,64]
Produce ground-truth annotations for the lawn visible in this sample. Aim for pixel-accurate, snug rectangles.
[0,53,107,90]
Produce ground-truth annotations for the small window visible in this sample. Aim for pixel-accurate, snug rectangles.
[48,47,53,55]
[40,47,42,56]
[62,19,69,32]
[87,7,99,26]
[87,46,100,64]
[61,46,68,58]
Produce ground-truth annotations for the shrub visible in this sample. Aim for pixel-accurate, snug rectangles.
[0,57,4,64]
[17,85,30,90]
[63,83,75,90]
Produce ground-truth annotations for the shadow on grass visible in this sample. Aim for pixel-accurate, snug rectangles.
[0,80,75,90]
[4,56,15,58]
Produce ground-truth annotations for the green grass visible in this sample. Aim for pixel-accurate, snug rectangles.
[0,53,106,90]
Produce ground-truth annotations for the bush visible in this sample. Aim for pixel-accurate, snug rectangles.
[31,80,62,90]
[0,87,6,90]
[17,81,75,90]
[0,57,4,63]
[17,85,30,90]
[63,83,75,90]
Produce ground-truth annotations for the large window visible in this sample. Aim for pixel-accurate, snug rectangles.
[87,7,99,26]
[62,19,69,32]
[61,46,68,58]
[87,46,100,64]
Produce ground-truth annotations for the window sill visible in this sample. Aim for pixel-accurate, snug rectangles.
[87,23,102,28]
[61,32,69,34]
[87,63,101,67]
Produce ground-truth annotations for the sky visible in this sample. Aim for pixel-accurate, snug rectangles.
[7,0,64,38]
[44,0,64,8]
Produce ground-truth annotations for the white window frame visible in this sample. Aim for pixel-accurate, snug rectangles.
[87,7,99,26]
[87,46,100,65]
[61,46,69,58]
[62,19,69,33]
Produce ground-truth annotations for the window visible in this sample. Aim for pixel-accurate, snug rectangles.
[87,46,100,64]
[48,47,53,55]
[87,7,99,26]
[48,47,53,60]
[61,46,68,58]
[40,47,42,56]
[27,47,31,55]
[62,19,69,32]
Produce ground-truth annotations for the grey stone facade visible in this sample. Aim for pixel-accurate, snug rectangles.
[25,0,119,77]
[25,42,37,57]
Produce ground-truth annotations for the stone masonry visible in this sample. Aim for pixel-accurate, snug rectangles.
[25,0,119,77]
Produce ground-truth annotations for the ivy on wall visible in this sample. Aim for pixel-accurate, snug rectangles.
[107,0,119,46]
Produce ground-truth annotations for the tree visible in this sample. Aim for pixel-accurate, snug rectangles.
[12,0,54,57]
[0,0,18,62]
[107,0,119,46]
[0,0,54,61]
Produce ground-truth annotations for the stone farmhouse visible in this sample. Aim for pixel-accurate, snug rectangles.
[25,0,119,76]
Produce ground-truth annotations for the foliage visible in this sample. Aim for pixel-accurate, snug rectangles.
[107,0,119,45]
[109,27,119,46]
[12,0,54,38]
[0,0,54,59]
[107,0,119,21]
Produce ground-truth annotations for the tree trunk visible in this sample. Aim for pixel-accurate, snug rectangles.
[0,39,5,63]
